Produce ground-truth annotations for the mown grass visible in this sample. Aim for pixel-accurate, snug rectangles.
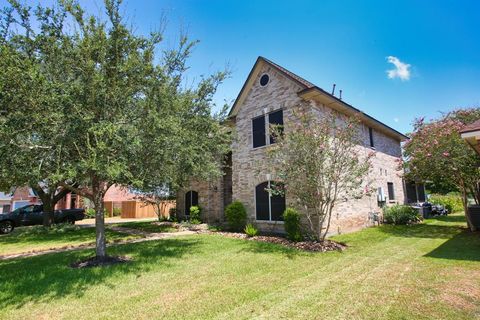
[0,213,478,319]
[113,221,178,233]
[0,226,140,256]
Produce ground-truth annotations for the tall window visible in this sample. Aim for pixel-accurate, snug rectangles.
[269,110,284,144]
[255,181,286,221]
[368,127,374,148]
[185,190,198,216]
[252,116,266,148]
[252,110,284,148]
[387,182,395,200]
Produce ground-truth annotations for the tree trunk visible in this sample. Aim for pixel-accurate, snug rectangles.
[461,189,477,232]
[93,193,107,260]
[42,200,55,227]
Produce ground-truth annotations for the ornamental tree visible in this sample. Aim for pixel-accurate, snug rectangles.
[1,0,230,261]
[266,106,374,241]
[403,108,480,231]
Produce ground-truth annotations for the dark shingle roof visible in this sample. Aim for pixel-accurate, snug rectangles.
[460,119,480,134]
[261,57,315,89]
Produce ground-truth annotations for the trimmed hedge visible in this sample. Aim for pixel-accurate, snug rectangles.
[283,207,303,242]
[225,201,247,231]
[189,206,201,224]
[383,205,422,225]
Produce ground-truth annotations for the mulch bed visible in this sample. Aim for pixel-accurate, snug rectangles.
[70,255,131,269]
[210,231,346,252]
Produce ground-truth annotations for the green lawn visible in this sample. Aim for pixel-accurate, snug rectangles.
[0,226,140,256]
[113,221,179,233]
[0,213,479,319]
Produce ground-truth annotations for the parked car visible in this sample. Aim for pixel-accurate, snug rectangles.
[0,204,85,234]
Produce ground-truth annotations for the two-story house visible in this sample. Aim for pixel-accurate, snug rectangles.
[177,57,408,235]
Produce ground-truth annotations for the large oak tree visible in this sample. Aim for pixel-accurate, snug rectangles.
[0,0,230,260]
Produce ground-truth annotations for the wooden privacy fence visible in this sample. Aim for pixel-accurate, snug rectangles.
[117,200,176,219]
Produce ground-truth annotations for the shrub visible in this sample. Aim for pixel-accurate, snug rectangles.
[429,193,463,213]
[244,223,258,237]
[283,207,303,242]
[85,208,95,218]
[189,205,201,224]
[112,208,122,216]
[225,201,247,231]
[169,207,177,219]
[383,205,422,225]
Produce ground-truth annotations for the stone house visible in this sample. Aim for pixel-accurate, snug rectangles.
[177,57,408,235]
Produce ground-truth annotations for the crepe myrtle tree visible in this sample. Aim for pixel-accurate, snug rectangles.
[0,2,78,226]
[266,106,374,241]
[1,0,230,260]
[402,108,480,231]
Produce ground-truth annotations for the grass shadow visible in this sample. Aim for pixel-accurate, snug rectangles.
[0,237,200,309]
[425,230,480,261]
[378,223,464,239]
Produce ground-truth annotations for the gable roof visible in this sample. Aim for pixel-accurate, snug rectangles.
[229,56,408,141]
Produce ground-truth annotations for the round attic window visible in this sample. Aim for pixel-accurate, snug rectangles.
[260,74,270,86]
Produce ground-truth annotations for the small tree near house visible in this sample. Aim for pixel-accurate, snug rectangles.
[266,106,374,241]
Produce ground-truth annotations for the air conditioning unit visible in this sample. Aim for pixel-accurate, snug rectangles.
[377,187,386,202]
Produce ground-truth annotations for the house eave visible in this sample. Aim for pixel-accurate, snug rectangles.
[461,130,480,155]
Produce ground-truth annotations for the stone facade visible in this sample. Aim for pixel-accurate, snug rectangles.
[178,57,406,236]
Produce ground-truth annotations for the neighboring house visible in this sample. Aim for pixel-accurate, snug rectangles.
[10,187,41,211]
[0,192,12,214]
[0,185,147,217]
[177,57,408,235]
[460,119,480,155]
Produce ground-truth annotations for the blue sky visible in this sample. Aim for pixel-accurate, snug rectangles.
[4,0,480,134]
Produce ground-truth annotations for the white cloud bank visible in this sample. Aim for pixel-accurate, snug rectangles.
[386,56,411,81]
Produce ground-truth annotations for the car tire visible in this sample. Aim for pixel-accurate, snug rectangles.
[0,221,14,234]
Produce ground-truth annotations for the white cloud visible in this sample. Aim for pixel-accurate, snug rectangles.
[394,117,399,123]
[386,56,411,81]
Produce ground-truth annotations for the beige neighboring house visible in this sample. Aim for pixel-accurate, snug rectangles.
[177,57,408,235]
[460,119,480,155]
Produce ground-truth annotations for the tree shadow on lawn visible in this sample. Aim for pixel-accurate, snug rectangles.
[429,214,467,224]
[424,230,480,262]
[0,237,200,309]
[379,223,465,239]
[379,218,480,262]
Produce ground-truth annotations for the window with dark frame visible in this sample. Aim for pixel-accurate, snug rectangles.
[252,110,284,148]
[369,127,374,148]
[255,181,285,221]
[387,182,395,200]
[268,109,284,144]
[252,116,266,148]
[184,190,198,216]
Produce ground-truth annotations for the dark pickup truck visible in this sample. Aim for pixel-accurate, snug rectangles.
[0,205,85,234]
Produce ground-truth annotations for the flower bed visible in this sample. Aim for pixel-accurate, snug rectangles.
[209,231,346,252]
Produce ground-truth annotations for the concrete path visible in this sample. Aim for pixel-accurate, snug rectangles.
[0,226,197,261]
